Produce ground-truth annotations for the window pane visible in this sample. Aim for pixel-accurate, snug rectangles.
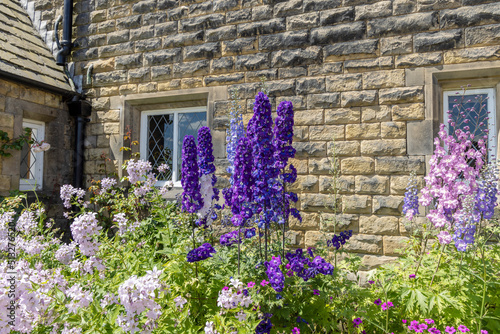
[147,114,174,181]
[19,128,37,180]
[447,93,491,157]
[177,112,206,179]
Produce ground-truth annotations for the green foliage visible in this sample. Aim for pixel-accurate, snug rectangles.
[0,128,33,157]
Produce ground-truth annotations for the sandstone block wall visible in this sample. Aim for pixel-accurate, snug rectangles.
[25,0,500,268]
[0,77,74,231]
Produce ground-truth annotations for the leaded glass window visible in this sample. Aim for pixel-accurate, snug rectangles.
[443,88,497,163]
[19,120,45,191]
[140,107,207,185]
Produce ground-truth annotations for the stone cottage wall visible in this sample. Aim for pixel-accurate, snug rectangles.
[27,0,500,268]
[0,77,74,230]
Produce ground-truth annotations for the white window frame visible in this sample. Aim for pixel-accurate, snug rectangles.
[443,88,497,163]
[19,120,45,191]
[140,106,207,187]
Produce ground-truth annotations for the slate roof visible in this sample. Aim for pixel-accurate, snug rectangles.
[0,0,73,94]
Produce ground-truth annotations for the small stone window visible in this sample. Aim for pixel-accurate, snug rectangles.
[19,119,45,191]
[139,107,207,186]
[443,88,497,163]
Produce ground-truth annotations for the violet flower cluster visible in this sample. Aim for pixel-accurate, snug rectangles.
[255,318,273,334]
[475,163,498,219]
[181,135,203,214]
[264,256,285,292]
[247,92,277,218]
[186,243,216,263]
[403,173,420,221]
[285,249,334,281]
[272,101,296,170]
[228,137,254,227]
[197,126,216,175]
[327,230,353,250]
[219,228,256,246]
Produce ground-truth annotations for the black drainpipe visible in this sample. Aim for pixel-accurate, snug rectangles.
[55,0,92,189]
[56,0,73,66]
[68,98,91,189]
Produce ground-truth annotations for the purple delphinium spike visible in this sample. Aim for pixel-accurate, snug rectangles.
[181,135,203,213]
[247,92,277,218]
[197,126,216,175]
[273,101,295,170]
[186,243,216,262]
[230,137,254,226]
[264,256,285,292]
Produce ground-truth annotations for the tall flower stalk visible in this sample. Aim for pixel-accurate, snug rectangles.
[272,101,298,259]
[247,92,276,261]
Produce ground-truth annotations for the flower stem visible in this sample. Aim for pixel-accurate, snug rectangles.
[414,235,428,277]
[429,244,447,287]
[238,227,241,276]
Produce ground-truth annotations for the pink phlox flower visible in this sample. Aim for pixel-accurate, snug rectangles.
[260,280,269,286]
[247,282,255,288]
[457,325,469,332]
[292,327,300,334]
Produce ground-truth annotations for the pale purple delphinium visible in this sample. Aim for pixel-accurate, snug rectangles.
[226,90,245,180]
[419,123,486,250]
[403,172,419,221]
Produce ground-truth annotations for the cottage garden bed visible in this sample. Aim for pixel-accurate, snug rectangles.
[0,89,499,334]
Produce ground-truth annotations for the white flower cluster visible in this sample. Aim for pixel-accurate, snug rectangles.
[83,256,106,277]
[66,283,94,314]
[204,321,219,334]
[126,159,152,184]
[100,177,117,194]
[0,260,69,332]
[116,267,164,334]
[16,211,37,234]
[60,184,86,209]
[216,278,252,310]
[71,213,102,256]
[173,296,188,310]
[0,212,15,252]
[55,242,77,265]
[113,213,141,236]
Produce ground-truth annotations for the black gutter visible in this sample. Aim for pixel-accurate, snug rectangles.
[56,0,73,66]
